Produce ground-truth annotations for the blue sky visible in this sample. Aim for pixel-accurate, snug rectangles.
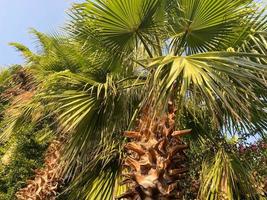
[0,0,80,68]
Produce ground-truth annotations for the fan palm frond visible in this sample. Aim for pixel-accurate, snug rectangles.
[65,137,126,200]
[69,0,165,56]
[169,0,255,55]
[199,148,263,200]
[9,42,39,63]
[41,70,144,178]
[144,52,267,133]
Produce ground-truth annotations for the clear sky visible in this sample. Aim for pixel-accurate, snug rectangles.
[0,0,80,68]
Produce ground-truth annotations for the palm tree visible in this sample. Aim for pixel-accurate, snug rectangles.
[4,0,267,199]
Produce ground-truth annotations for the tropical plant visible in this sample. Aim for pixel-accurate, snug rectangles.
[2,0,267,199]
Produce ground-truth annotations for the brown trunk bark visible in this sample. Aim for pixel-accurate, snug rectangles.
[118,101,191,200]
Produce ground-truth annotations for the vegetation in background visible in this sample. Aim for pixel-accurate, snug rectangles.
[0,124,49,200]
[0,67,52,200]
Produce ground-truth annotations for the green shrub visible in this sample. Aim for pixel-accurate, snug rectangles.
[0,124,50,200]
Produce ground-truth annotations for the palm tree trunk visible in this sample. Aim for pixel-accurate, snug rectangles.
[118,100,191,200]
[16,139,62,200]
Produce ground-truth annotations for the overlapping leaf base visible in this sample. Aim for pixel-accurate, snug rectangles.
[16,140,62,200]
[119,102,191,200]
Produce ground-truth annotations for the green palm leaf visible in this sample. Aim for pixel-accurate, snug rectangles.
[146,52,266,129]
[169,0,255,55]
[70,0,163,55]
[199,148,262,200]
[65,139,126,200]
[42,71,143,179]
